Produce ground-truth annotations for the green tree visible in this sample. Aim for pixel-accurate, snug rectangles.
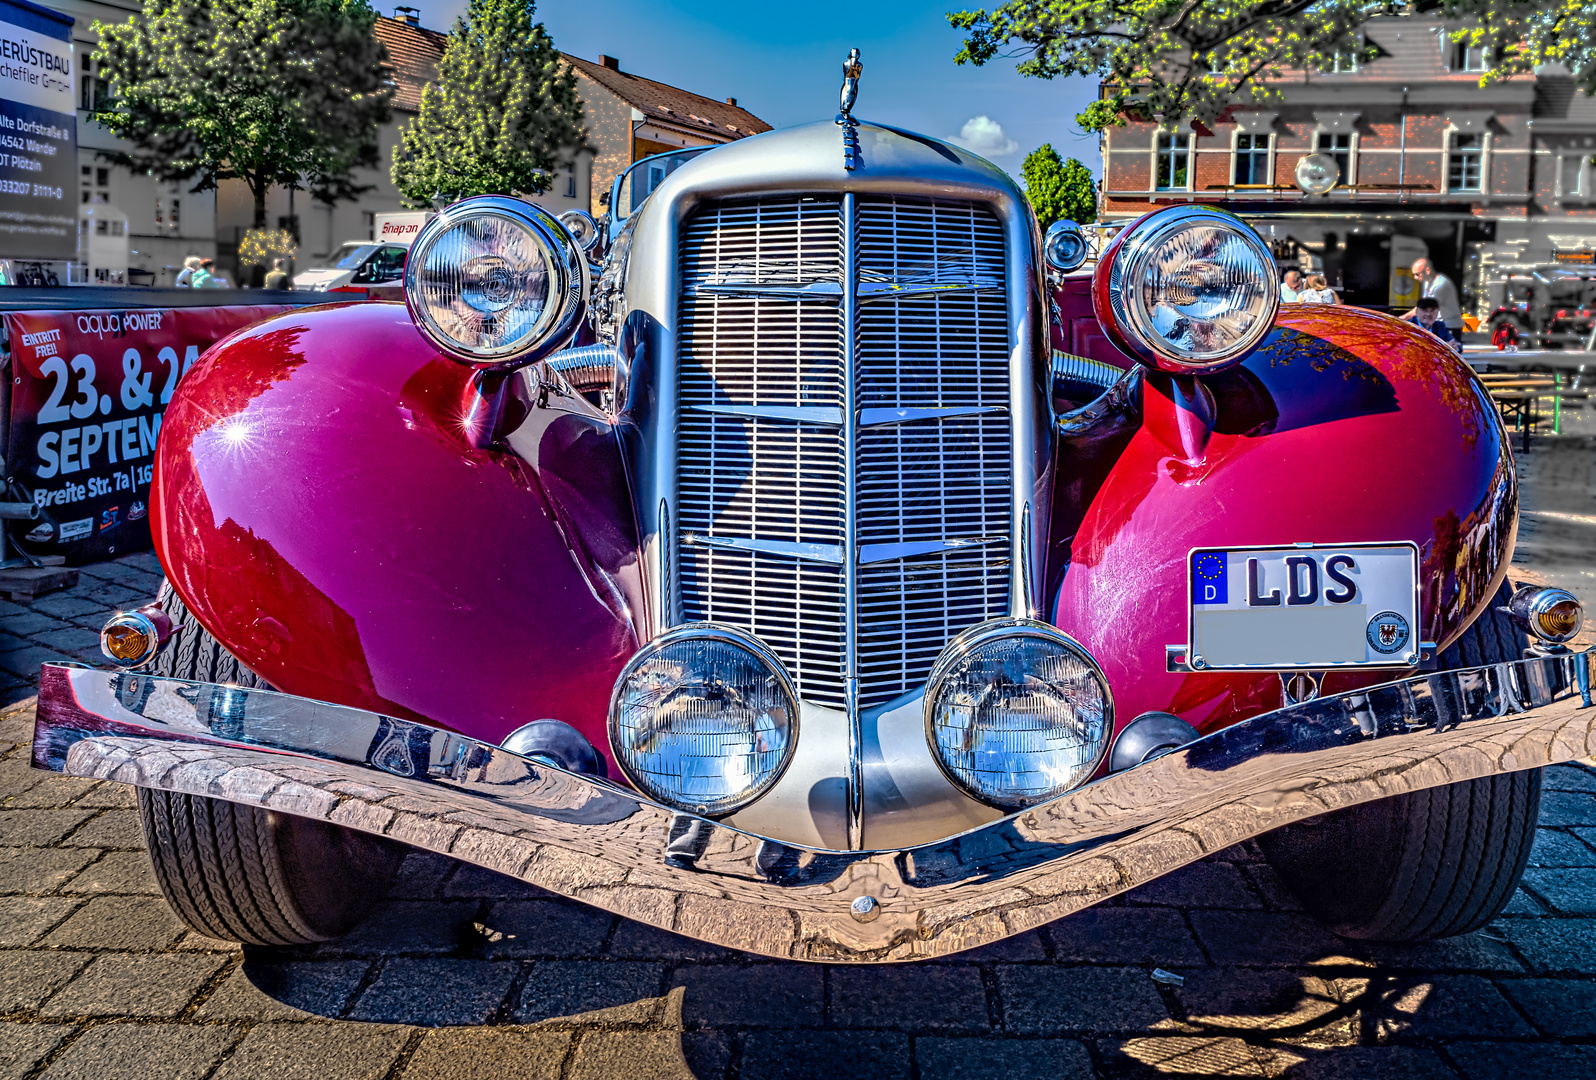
[94,0,392,228]
[392,0,585,206]
[1022,144,1096,227]
[948,1,1596,134]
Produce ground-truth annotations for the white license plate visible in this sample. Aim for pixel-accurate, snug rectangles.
[1187,543,1420,670]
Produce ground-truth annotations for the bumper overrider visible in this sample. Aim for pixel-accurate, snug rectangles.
[31,655,1596,962]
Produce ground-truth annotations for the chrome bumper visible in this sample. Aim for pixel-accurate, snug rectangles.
[31,655,1596,962]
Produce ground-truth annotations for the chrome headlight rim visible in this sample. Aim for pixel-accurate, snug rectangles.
[924,617,1115,811]
[607,621,801,817]
[1093,206,1279,375]
[403,195,588,371]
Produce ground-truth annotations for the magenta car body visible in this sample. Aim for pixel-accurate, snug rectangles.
[30,112,1594,962]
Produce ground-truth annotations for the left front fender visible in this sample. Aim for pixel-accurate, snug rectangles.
[151,302,641,768]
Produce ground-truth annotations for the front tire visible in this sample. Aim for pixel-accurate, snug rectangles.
[137,581,404,945]
[1258,583,1542,941]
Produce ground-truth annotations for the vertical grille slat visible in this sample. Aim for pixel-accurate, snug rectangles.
[676,194,1013,711]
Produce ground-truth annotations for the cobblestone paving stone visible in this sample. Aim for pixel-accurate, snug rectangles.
[0,443,1594,1078]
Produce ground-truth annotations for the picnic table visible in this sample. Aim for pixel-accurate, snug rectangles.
[1471,370,1591,451]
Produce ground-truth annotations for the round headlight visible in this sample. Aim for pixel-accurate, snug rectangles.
[1294,153,1340,196]
[608,623,799,816]
[1093,206,1279,374]
[925,619,1113,810]
[1044,219,1089,274]
[404,196,588,369]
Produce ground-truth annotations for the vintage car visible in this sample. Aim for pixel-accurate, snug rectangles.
[31,56,1596,962]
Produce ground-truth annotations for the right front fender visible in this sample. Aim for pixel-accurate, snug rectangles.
[151,302,642,769]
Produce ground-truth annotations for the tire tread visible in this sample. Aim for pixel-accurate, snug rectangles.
[1260,580,1543,942]
[136,580,397,945]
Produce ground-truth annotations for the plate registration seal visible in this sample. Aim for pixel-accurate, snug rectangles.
[1186,542,1421,670]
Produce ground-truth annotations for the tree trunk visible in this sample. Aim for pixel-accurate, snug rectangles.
[252,180,268,229]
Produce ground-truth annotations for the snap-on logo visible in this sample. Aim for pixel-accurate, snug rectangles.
[379,222,420,239]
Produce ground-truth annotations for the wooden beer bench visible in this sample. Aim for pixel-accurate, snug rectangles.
[1474,372,1591,451]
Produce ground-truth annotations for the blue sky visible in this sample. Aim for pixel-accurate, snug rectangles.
[395,0,1102,179]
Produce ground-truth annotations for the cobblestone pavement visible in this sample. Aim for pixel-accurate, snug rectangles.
[0,442,1594,1079]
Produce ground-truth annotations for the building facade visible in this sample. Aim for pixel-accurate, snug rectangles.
[564,53,770,217]
[213,33,769,282]
[48,0,218,285]
[1098,16,1596,312]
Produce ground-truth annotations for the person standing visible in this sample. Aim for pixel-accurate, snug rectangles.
[1281,268,1303,302]
[263,258,290,290]
[174,255,201,287]
[191,259,221,288]
[1409,258,1462,327]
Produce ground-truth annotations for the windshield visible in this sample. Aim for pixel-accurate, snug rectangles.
[330,243,379,271]
[611,147,716,221]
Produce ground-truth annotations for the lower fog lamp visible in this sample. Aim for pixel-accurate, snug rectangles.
[925,619,1113,810]
[608,623,798,816]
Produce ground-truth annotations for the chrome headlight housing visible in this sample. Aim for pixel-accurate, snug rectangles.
[925,619,1113,810]
[608,623,799,816]
[404,196,588,370]
[1093,206,1279,374]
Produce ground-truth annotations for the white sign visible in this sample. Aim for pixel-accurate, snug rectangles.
[374,212,431,246]
[0,19,72,116]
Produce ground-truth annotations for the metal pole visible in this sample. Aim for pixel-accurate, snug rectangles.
[1397,87,1408,204]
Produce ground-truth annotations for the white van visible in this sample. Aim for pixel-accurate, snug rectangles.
[293,212,432,292]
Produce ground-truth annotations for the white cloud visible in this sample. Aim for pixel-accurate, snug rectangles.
[948,116,1020,159]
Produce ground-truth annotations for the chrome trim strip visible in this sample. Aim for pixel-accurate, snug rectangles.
[33,652,1596,962]
[855,279,1003,301]
[694,281,844,301]
[856,536,1006,565]
[688,279,1003,303]
[857,406,1005,428]
[689,404,846,426]
[842,191,864,852]
[682,533,846,565]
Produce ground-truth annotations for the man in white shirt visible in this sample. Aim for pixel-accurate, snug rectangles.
[1281,268,1303,302]
[1410,258,1463,327]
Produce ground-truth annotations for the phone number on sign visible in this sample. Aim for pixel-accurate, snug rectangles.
[30,344,199,480]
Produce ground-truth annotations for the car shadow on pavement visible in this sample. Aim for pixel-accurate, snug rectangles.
[228,808,1596,1080]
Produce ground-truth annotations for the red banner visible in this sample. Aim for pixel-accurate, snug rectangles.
[5,305,290,563]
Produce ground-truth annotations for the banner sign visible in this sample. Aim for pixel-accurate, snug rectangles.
[4,305,289,562]
[0,1,74,260]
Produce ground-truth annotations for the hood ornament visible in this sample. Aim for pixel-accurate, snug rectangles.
[837,48,862,171]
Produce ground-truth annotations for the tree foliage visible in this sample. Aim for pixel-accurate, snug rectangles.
[1022,144,1096,226]
[392,0,585,206]
[94,0,391,227]
[239,227,298,267]
[948,1,1596,134]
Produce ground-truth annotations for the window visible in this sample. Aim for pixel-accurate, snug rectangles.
[1451,42,1488,72]
[1561,154,1589,199]
[1324,38,1361,73]
[1234,133,1271,185]
[1314,132,1353,185]
[1155,133,1191,190]
[1448,132,1484,192]
[79,59,109,112]
[565,166,576,199]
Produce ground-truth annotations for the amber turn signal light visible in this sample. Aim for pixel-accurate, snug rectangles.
[1507,585,1585,646]
[100,607,173,668]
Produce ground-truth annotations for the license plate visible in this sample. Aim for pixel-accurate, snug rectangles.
[1187,543,1420,670]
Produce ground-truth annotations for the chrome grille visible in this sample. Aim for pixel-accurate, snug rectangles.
[676,193,1013,710]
